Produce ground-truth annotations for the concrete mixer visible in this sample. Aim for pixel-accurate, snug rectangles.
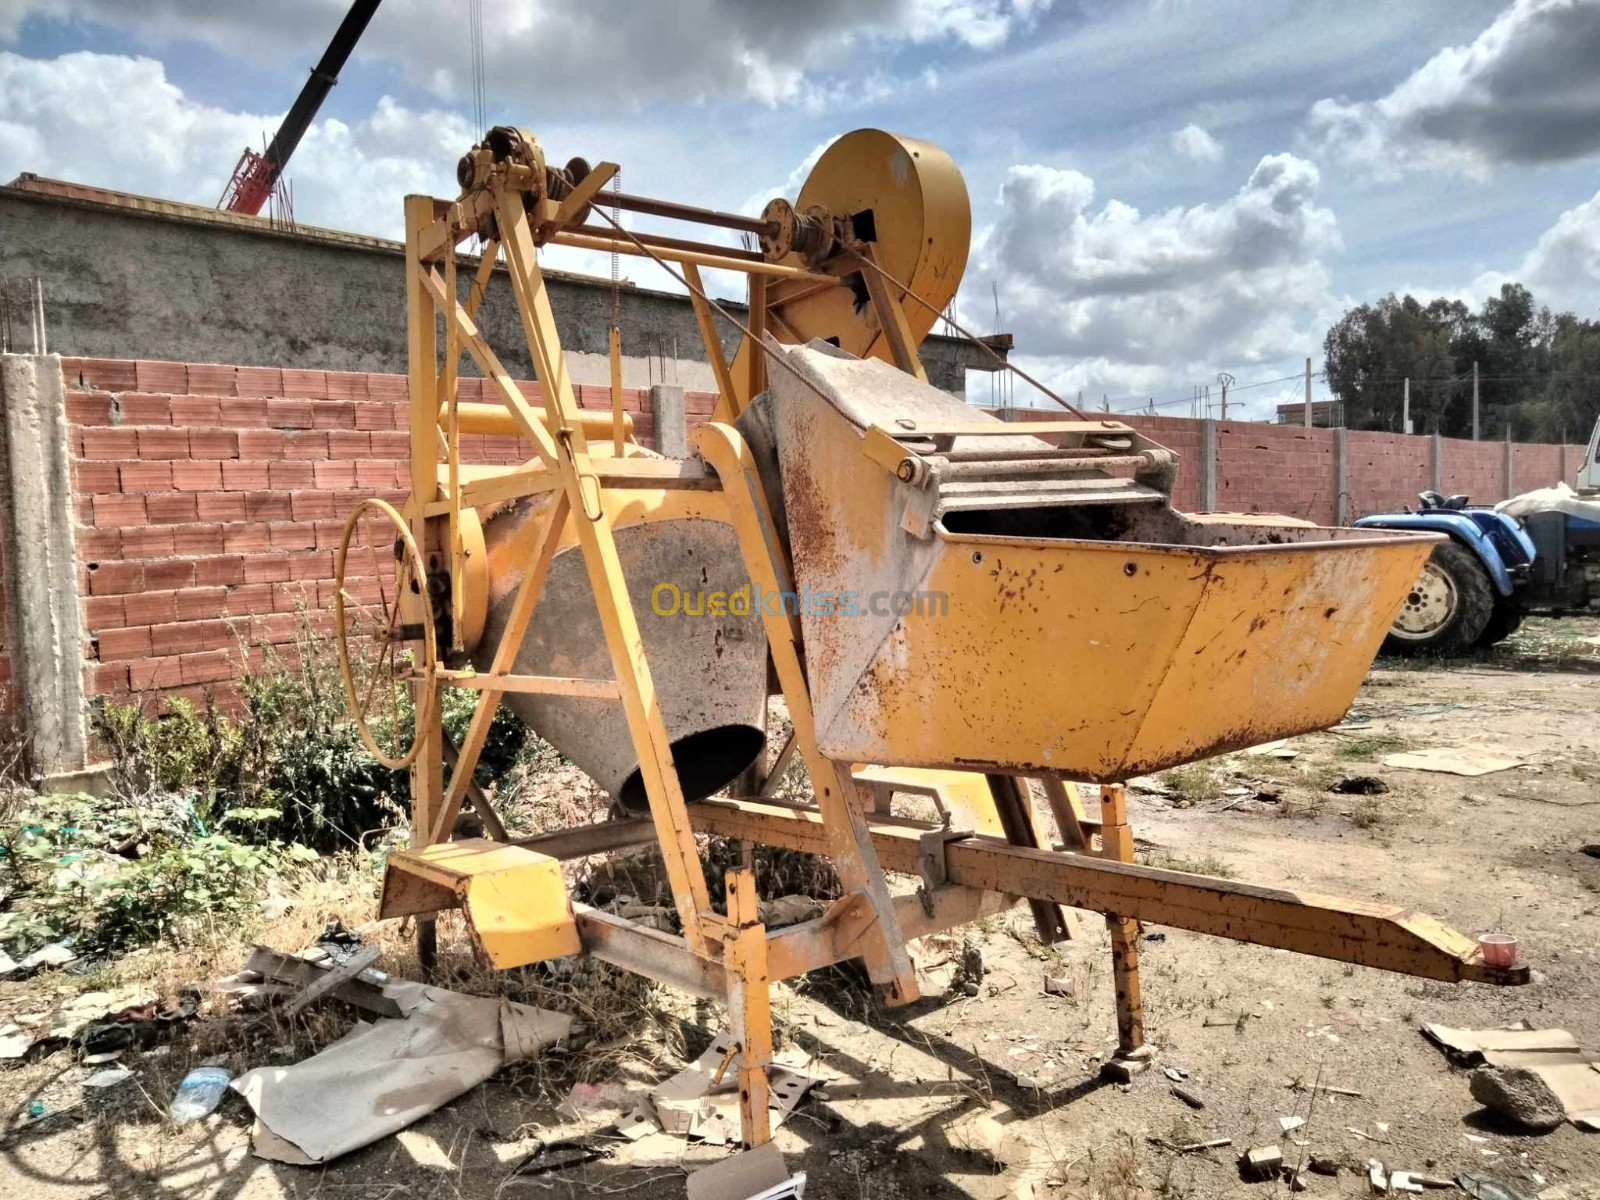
[331,125,1527,1149]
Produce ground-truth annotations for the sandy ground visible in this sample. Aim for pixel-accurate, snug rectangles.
[1,619,1597,1199]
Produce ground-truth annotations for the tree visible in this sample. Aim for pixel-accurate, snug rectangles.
[1323,283,1598,442]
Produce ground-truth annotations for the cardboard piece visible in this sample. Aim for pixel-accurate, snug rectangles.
[233,982,570,1164]
[1383,749,1522,777]
[1422,1023,1600,1127]
[1422,1024,1578,1060]
[686,1141,805,1200]
[650,1032,822,1138]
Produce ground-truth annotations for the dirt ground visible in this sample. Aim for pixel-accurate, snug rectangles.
[2,617,1597,1199]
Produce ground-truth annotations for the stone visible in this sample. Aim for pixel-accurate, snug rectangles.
[1469,1065,1565,1132]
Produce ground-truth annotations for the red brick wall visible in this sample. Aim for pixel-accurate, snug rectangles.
[1345,430,1434,520]
[48,362,1588,706]
[1123,414,1205,512]
[1438,436,1505,505]
[60,356,714,708]
[1213,421,1337,522]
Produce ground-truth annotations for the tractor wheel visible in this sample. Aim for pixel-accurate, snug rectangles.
[1382,541,1494,657]
[1476,602,1523,648]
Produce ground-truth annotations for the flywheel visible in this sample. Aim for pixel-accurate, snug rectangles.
[334,498,438,769]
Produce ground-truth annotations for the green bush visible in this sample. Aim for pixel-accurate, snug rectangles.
[98,620,405,853]
[0,790,314,956]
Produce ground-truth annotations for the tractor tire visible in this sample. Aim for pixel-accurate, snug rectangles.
[1476,602,1523,648]
[1381,541,1495,657]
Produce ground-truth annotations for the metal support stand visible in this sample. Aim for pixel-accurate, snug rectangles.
[1098,783,1146,1056]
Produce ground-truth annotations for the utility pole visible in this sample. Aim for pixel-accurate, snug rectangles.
[1403,377,1411,435]
[1472,360,1480,441]
[1217,372,1234,421]
[1304,357,1313,428]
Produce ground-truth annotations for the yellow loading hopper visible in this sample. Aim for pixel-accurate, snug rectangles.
[755,342,1438,780]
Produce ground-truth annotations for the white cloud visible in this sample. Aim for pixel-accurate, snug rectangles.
[1308,0,1600,178]
[0,50,470,237]
[968,153,1339,400]
[1471,187,1600,313]
[0,0,1052,111]
[1170,122,1222,163]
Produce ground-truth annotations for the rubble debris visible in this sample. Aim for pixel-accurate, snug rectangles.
[1162,1065,1188,1081]
[1239,1145,1282,1181]
[649,1031,822,1138]
[234,981,570,1164]
[1470,1065,1566,1132]
[1369,1160,1388,1193]
[1389,1169,1425,1193]
[1383,749,1522,777]
[1280,1115,1306,1133]
[1149,1135,1231,1154]
[238,945,402,1019]
[1242,740,1298,759]
[1043,973,1074,998]
[1331,776,1389,795]
[284,944,380,1014]
[1423,1023,1600,1129]
[686,1141,805,1200]
[1457,1172,1536,1200]
[1170,1084,1204,1109]
[1308,1156,1340,1176]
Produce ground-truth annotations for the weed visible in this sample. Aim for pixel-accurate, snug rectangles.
[1348,798,1388,829]
[1141,850,1235,878]
[1160,765,1222,805]
[1333,735,1410,761]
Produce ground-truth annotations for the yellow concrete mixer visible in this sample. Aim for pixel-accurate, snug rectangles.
[331,125,1526,1149]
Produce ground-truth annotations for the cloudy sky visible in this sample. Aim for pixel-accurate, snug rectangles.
[2,0,1599,417]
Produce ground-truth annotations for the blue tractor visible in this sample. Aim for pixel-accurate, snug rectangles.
[1354,421,1600,655]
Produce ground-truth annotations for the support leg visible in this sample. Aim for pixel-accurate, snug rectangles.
[1098,783,1145,1055]
[724,868,773,1147]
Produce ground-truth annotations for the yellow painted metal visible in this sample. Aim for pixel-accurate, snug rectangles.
[718,128,969,418]
[380,838,581,968]
[440,402,632,445]
[816,532,1431,778]
[850,765,1004,836]
[358,129,1524,1151]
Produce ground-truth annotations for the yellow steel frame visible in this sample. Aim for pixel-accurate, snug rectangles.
[365,143,1526,1152]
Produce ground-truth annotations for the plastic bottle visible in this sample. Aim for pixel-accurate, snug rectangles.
[169,1066,232,1124]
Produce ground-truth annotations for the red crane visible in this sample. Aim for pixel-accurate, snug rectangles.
[218,0,383,216]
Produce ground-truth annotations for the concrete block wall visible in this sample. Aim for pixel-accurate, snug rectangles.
[1344,430,1434,519]
[59,355,713,709]
[1005,407,1584,526]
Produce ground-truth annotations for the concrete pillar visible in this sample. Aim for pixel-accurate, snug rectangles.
[1559,441,1568,484]
[1333,427,1349,526]
[1430,432,1443,493]
[0,354,89,778]
[1200,418,1217,511]
[650,383,688,458]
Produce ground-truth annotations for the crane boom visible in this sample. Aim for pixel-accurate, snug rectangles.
[218,0,383,216]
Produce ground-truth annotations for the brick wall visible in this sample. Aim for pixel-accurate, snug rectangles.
[1004,407,1583,526]
[60,356,714,709]
[0,413,11,715]
[1344,430,1434,520]
[46,360,1589,707]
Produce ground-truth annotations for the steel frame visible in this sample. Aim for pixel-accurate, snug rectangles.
[372,148,1527,1152]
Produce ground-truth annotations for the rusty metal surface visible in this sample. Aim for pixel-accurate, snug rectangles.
[687,797,1528,986]
[764,341,1438,780]
[477,498,768,809]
